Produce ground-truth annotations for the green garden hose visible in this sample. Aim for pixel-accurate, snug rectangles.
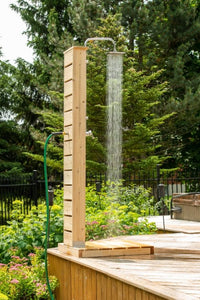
[44,132,63,300]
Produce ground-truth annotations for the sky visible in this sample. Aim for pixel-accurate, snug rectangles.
[0,0,34,64]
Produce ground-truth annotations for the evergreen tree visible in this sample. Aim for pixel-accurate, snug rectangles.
[0,121,25,176]
[121,0,150,69]
[86,15,173,173]
[0,59,28,176]
[11,0,72,57]
[6,0,200,174]
[123,68,173,173]
[146,0,200,170]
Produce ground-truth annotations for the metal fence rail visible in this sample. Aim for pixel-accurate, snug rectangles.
[87,167,200,198]
[0,170,62,225]
[0,166,200,225]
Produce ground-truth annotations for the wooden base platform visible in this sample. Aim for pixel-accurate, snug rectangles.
[58,238,154,257]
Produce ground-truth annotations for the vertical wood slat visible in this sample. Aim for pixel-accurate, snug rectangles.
[64,155,72,170]
[106,277,112,300]
[64,185,72,200]
[48,253,168,300]
[122,284,129,300]
[64,80,73,96]
[135,287,142,300]
[64,216,72,231]
[64,141,73,155]
[71,263,83,300]
[64,171,72,185]
[64,231,73,247]
[63,46,87,248]
[83,267,97,300]
[64,125,72,141]
[64,95,73,112]
[48,254,72,300]
[111,278,118,299]
[64,200,72,215]
[117,280,123,300]
[64,111,72,126]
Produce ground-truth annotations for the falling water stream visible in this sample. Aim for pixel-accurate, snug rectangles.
[106,52,123,183]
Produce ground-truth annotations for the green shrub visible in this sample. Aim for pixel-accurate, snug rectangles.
[0,184,156,263]
[0,247,58,299]
[85,183,157,240]
[0,292,8,300]
[0,189,63,263]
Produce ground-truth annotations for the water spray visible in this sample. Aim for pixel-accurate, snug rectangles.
[85,37,124,183]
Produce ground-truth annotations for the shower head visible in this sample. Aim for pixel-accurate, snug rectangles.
[84,37,116,52]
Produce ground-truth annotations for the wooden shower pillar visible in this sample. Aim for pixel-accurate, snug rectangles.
[63,46,87,248]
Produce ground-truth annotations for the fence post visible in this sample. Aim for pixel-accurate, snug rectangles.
[33,170,38,206]
[156,164,160,202]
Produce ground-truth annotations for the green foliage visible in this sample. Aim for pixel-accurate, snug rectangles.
[0,186,156,264]
[0,59,30,176]
[86,14,171,173]
[85,183,157,240]
[144,0,200,170]
[0,248,58,299]
[0,121,26,176]
[68,0,103,42]
[11,0,72,58]
[121,0,150,69]
[3,0,200,174]
[0,190,63,264]
[123,68,173,172]
[0,292,8,300]
[86,14,127,172]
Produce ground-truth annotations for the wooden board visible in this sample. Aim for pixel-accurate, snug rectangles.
[58,238,154,258]
[115,232,200,254]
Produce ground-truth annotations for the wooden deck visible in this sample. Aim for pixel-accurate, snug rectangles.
[48,220,200,299]
[145,215,200,233]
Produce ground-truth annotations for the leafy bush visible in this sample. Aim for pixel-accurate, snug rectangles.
[0,184,156,263]
[85,183,157,240]
[0,189,63,263]
[0,292,8,300]
[0,247,58,299]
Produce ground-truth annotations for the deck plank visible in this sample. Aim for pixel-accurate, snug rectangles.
[144,215,200,233]
[49,231,200,299]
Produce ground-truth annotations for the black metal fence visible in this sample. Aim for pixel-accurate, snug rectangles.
[0,170,62,225]
[1,166,200,225]
[87,166,200,197]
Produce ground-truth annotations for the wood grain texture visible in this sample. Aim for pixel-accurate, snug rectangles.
[64,200,72,215]
[48,232,200,300]
[48,250,175,300]
[144,215,200,233]
[64,185,72,200]
[63,47,87,248]
[64,95,73,112]
[64,110,72,126]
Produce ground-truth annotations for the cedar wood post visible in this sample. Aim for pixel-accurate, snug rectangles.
[63,46,87,248]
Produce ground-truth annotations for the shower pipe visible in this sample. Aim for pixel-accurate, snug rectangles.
[84,37,116,52]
